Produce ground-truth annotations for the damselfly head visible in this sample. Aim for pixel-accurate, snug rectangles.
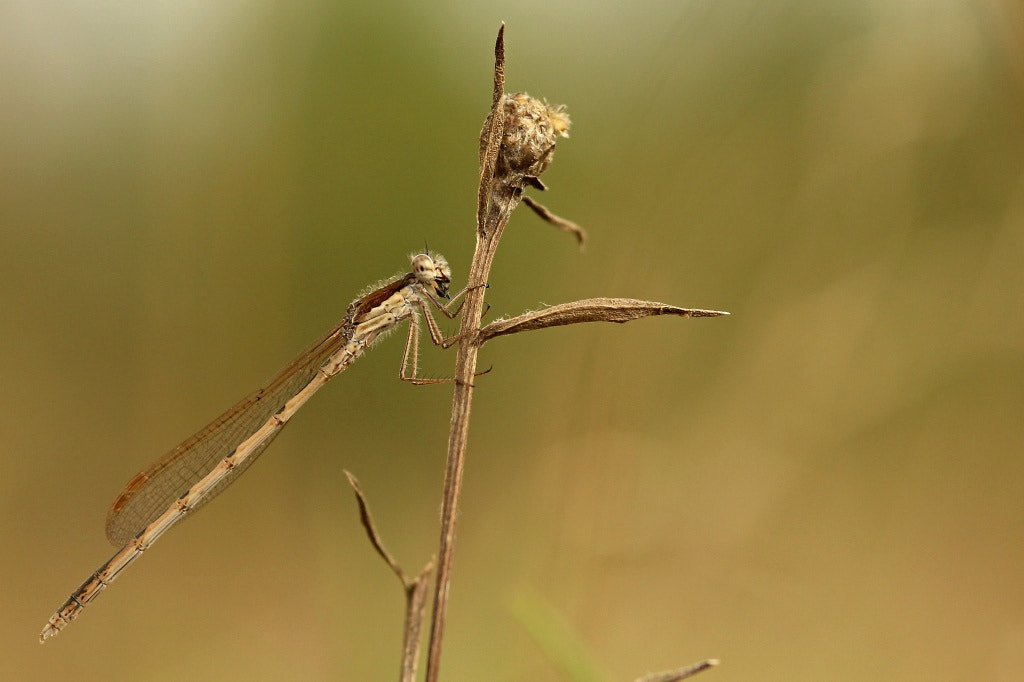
[410,253,452,299]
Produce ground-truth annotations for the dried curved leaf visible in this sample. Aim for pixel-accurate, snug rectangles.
[344,470,406,582]
[522,195,587,247]
[345,470,434,682]
[476,298,728,345]
[633,659,720,682]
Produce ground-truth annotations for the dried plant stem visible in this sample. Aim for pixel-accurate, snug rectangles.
[344,471,434,682]
[424,24,725,681]
[424,25,510,682]
[423,184,502,682]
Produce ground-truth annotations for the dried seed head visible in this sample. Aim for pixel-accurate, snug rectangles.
[482,92,570,178]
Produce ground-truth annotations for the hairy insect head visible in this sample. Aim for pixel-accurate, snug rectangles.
[410,252,452,299]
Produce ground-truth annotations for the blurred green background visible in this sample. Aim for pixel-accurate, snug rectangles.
[3,1,1022,680]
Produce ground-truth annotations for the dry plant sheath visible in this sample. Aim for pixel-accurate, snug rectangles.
[423,24,726,682]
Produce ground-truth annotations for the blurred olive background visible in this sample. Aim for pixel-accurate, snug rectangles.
[3,1,1023,680]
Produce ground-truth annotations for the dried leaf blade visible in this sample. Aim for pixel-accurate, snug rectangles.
[632,659,720,682]
[476,298,729,345]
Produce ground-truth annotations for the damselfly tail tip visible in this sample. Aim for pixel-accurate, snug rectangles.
[39,623,58,643]
[39,610,72,643]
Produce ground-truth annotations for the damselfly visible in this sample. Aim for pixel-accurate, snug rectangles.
[40,252,467,641]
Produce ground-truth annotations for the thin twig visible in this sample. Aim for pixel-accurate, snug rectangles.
[399,562,434,682]
[344,471,434,682]
[425,24,517,681]
[345,471,406,577]
[522,195,587,247]
[632,659,720,682]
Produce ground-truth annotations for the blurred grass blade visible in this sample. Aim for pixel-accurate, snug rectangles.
[509,587,612,682]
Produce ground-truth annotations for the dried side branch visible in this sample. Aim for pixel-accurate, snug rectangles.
[632,659,720,682]
[477,298,729,345]
[399,561,434,682]
[345,470,406,579]
[522,195,587,247]
[344,470,434,682]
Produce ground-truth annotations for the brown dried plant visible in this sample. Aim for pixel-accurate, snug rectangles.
[346,24,726,682]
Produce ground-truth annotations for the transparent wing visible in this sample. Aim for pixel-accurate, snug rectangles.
[104,318,352,546]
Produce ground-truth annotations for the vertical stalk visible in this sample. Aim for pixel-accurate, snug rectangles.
[423,233,490,682]
[424,24,572,680]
